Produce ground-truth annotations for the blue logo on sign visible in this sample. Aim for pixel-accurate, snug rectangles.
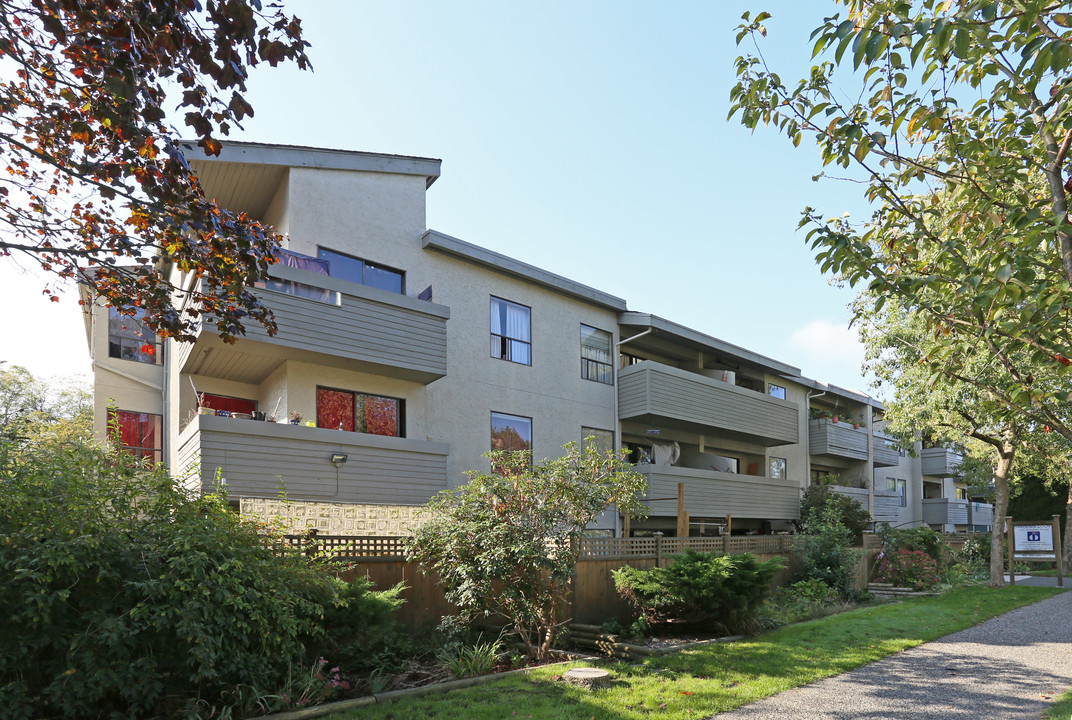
[1028,531,1041,542]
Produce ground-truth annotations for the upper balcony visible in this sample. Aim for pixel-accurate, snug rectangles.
[872,435,902,468]
[921,447,963,477]
[808,418,868,461]
[177,413,450,505]
[618,361,799,446]
[922,498,993,527]
[637,464,800,520]
[179,264,450,385]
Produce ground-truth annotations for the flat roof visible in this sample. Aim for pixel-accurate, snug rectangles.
[422,229,628,312]
[795,375,884,408]
[618,312,801,376]
[179,140,442,187]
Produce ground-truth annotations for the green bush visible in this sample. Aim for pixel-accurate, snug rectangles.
[878,525,943,565]
[798,484,871,540]
[0,441,347,719]
[875,549,941,590]
[757,579,846,629]
[312,576,406,672]
[612,550,783,632]
[959,533,992,567]
[795,504,862,599]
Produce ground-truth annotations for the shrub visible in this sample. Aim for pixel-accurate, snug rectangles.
[794,504,862,599]
[875,549,941,590]
[960,533,992,567]
[758,579,848,629]
[436,636,503,679]
[798,484,871,540]
[311,576,406,672]
[408,442,647,661]
[612,550,783,632]
[878,525,943,565]
[0,441,338,719]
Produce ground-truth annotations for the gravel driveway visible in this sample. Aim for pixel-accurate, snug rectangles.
[710,590,1072,719]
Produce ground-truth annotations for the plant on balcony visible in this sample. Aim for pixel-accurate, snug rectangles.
[407,442,648,661]
[289,410,304,425]
[809,407,832,420]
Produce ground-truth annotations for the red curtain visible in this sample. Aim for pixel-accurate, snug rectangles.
[199,393,257,415]
[317,388,355,431]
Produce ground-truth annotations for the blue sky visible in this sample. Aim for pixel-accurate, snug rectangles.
[2,1,879,392]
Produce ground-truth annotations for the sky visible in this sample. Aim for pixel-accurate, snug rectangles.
[0,1,880,393]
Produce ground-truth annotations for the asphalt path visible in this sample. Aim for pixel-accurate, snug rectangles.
[710,584,1072,719]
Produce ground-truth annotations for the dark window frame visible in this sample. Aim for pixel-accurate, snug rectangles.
[490,410,533,453]
[489,296,532,366]
[580,324,614,385]
[315,385,405,438]
[107,306,161,365]
[317,246,406,295]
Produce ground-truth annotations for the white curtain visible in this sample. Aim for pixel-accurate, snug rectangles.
[651,441,680,466]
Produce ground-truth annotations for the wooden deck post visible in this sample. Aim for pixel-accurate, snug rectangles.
[676,482,686,537]
[622,513,631,538]
[654,531,664,568]
[724,514,732,553]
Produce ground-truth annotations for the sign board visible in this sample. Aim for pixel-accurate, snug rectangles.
[1014,524,1054,552]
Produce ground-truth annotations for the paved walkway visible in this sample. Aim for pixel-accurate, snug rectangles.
[711,587,1072,719]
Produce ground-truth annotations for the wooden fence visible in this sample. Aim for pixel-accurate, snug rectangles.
[283,531,985,625]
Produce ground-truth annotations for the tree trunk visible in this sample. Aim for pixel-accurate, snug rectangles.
[988,432,1016,587]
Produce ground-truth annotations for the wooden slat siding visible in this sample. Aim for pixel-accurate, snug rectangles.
[195,415,449,504]
[921,447,963,476]
[829,485,870,510]
[873,491,902,523]
[174,338,195,372]
[618,362,799,446]
[176,423,202,478]
[969,503,994,526]
[872,439,902,468]
[639,465,801,520]
[808,419,868,461]
[922,499,971,525]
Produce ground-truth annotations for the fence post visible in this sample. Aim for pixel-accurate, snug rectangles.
[1053,514,1064,588]
[654,531,664,568]
[723,514,732,553]
[1007,516,1015,585]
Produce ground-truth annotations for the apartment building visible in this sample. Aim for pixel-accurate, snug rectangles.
[82,141,992,536]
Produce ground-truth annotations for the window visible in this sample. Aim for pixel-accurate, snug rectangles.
[108,307,160,364]
[708,454,740,474]
[768,383,786,400]
[490,297,531,365]
[198,393,257,416]
[581,427,614,453]
[108,410,162,464]
[886,477,907,507]
[956,487,968,500]
[769,457,787,479]
[491,412,532,452]
[318,247,404,294]
[620,352,644,368]
[580,325,613,384]
[623,442,652,464]
[316,387,403,437]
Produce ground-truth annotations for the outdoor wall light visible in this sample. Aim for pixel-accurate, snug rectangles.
[330,453,348,466]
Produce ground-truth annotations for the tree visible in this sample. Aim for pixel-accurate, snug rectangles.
[0,0,310,343]
[0,364,90,446]
[730,2,1072,445]
[407,442,647,661]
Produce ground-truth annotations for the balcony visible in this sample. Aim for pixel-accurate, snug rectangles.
[808,419,868,461]
[177,414,450,505]
[922,498,994,527]
[872,436,902,468]
[921,447,963,477]
[637,464,800,520]
[180,264,450,385]
[618,361,799,446]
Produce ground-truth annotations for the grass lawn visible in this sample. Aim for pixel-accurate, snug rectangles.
[325,586,1059,720]
[1045,688,1072,719]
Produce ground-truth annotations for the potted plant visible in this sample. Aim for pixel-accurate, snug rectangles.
[289,410,303,425]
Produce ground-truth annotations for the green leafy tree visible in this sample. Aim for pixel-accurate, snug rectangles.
[731,2,1072,580]
[0,0,310,342]
[0,364,90,446]
[407,442,647,661]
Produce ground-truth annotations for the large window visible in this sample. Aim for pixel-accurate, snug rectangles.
[581,427,614,453]
[316,387,403,437]
[108,410,162,464]
[769,456,787,479]
[886,477,907,507]
[491,411,532,452]
[490,297,531,365]
[580,325,613,384]
[108,307,160,365]
[318,247,404,294]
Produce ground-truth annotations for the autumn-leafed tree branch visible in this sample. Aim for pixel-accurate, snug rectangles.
[0,0,311,342]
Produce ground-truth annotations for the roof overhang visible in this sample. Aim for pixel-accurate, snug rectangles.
[617,312,801,377]
[422,229,628,312]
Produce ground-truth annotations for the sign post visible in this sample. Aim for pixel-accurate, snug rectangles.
[1009,516,1063,587]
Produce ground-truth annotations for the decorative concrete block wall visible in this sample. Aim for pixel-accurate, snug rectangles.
[240,498,426,536]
